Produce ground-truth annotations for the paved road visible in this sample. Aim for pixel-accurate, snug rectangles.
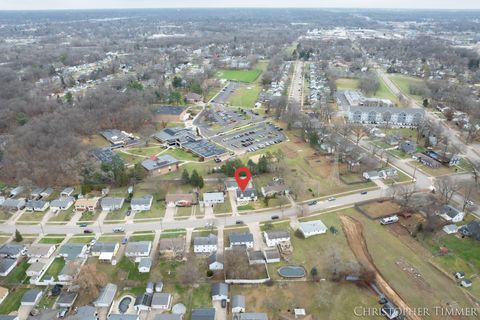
[287,60,304,112]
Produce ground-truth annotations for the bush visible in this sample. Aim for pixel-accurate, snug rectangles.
[206,270,214,277]
[294,229,305,239]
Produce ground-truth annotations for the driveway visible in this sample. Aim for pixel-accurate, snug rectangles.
[247,222,265,251]
[164,206,175,222]
[213,300,227,320]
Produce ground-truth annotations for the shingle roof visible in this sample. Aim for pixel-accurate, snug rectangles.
[152,292,171,306]
[231,295,245,309]
[59,243,86,260]
[91,242,117,253]
[265,230,289,240]
[191,308,216,320]
[21,289,42,303]
[0,258,16,273]
[139,257,152,270]
[131,195,153,207]
[229,232,253,244]
[134,293,152,307]
[125,241,152,255]
[194,234,217,246]
[212,283,228,297]
[95,283,117,306]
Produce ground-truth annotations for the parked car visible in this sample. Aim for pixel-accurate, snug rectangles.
[79,223,87,228]
[235,220,244,225]
[83,229,93,234]
[89,239,96,246]
[327,197,336,201]
[113,227,125,233]
[126,210,131,217]
[360,191,368,195]
[122,237,128,245]
[271,215,279,220]
[221,299,227,308]
[57,308,68,318]
[307,200,318,206]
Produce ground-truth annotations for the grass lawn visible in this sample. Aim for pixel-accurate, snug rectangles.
[0,287,29,314]
[17,211,46,222]
[381,127,418,141]
[0,210,12,221]
[0,236,10,244]
[38,237,64,244]
[37,291,57,309]
[117,257,149,281]
[162,148,198,161]
[227,84,262,108]
[98,235,124,242]
[126,146,164,157]
[43,258,65,281]
[68,236,95,244]
[47,208,74,224]
[84,135,110,148]
[160,229,187,239]
[343,209,473,312]
[105,206,128,222]
[78,210,100,223]
[369,76,400,105]
[129,233,155,242]
[216,69,262,83]
[336,78,359,90]
[409,159,470,177]
[3,260,29,284]
[389,74,425,102]
[237,204,254,211]
[212,197,232,214]
[176,206,193,218]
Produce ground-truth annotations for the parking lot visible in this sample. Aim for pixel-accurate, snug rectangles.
[210,81,239,104]
[211,122,286,153]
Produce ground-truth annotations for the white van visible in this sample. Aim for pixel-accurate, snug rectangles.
[380,215,399,225]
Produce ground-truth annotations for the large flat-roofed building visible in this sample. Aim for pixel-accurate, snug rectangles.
[339,90,424,126]
[153,127,226,161]
[100,129,139,147]
[153,106,188,122]
[142,155,180,175]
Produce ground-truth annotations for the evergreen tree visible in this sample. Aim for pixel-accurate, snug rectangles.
[190,170,200,187]
[181,169,190,185]
[14,229,23,242]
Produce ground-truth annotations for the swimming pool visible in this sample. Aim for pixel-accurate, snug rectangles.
[118,296,132,313]
[278,265,306,278]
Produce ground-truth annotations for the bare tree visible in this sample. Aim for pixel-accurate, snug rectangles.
[177,253,200,285]
[435,176,459,204]
[73,263,107,302]
[351,124,366,145]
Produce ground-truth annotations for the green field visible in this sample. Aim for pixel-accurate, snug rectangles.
[336,78,359,90]
[0,288,29,314]
[216,69,262,83]
[43,258,65,281]
[389,74,425,102]
[336,77,399,105]
[227,84,262,108]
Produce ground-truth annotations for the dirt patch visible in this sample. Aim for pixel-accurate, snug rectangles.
[280,144,298,159]
[396,257,432,293]
[339,215,422,320]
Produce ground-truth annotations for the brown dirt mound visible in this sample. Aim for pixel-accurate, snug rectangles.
[339,215,422,320]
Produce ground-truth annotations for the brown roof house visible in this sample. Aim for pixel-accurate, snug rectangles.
[153,106,188,123]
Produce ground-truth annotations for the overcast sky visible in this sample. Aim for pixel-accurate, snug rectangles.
[1,1,479,10]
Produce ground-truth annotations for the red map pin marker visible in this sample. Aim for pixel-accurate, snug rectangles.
[234,167,251,192]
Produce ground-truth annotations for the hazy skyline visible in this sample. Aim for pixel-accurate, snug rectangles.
[1,0,480,10]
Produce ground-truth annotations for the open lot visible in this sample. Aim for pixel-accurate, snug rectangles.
[227,84,262,108]
[357,200,402,219]
[216,69,262,83]
[389,74,425,102]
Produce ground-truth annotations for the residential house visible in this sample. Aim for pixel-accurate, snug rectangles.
[0,244,25,259]
[60,187,75,197]
[20,289,42,306]
[0,315,19,320]
[231,295,246,313]
[384,135,400,146]
[185,92,203,104]
[399,141,416,154]
[363,169,397,181]
[25,200,50,212]
[68,305,97,320]
[212,283,229,301]
[146,282,154,294]
[193,234,218,253]
[263,230,290,247]
[100,197,125,212]
[159,238,185,258]
[0,259,16,276]
[74,198,99,212]
[58,243,87,261]
[261,182,289,197]
[236,188,258,205]
[138,257,152,273]
[40,187,53,199]
[27,244,56,259]
[50,197,75,211]
[191,308,216,320]
[125,241,152,262]
[165,193,196,207]
[131,195,153,212]
[0,287,8,306]
[264,248,281,264]
[30,187,45,200]
[94,283,117,308]
[239,313,268,320]
[208,252,223,270]
[57,291,78,308]
[151,293,172,310]
[1,198,26,211]
[152,106,188,122]
[439,205,464,223]
[142,155,180,175]
[134,293,152,311]
[229,232,254,248]
[412,153,440,168]
[299,220,327,238]
[203,192,225,206]
[152,315,182,320]
[58,260,80,282]
[459,221,480,241]
[90,242,119,262]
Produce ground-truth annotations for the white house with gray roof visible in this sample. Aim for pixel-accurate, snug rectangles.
[1,198,25,211]
[58,243,87,261]
[0,244,25,259]
[151,292,172,310]
[50,197,74,211]
[0,259,16,276]
[20,289,42,306]
[60,187,75,197]
[229,232,254,248]
[131,195,153,211]
[25,200,49,212]
[299,220,327,238]
[27,244,56,259]
[203,192,225,206]
[193,234,218,253]
[100,197,125,212]
[439,204,464,223]
[263,230,290,247]
[125,241,152,262]
[138,257,152,273]
[212,283,229,301]
[208,252,223,270]
[231,295,246,313]
[239,313,268,320]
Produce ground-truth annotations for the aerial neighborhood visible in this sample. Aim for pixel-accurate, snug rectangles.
[0,4,479,320]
